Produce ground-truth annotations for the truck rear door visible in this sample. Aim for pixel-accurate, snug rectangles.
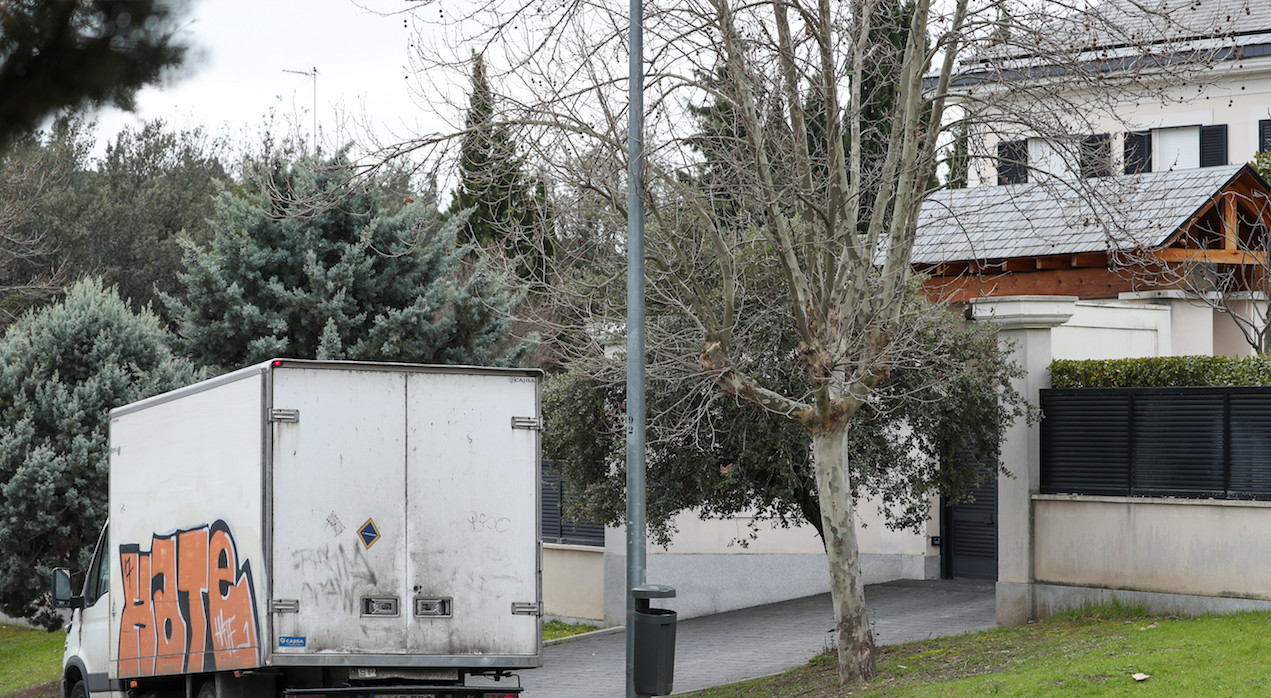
[267,364,540,663]
[270,365,410,655]
[403,370,540,658]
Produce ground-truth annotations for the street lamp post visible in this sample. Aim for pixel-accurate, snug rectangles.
[625,0,647,694]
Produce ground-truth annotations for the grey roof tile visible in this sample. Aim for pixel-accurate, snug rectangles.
[912,165,1245,264]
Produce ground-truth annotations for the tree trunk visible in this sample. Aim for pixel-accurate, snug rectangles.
[812,427,876,682]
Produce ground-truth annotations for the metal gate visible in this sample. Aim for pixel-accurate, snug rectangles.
[942,474,997,580]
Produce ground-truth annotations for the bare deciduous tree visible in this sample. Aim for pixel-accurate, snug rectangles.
[392,0,1246,681]
[0,137,73,323]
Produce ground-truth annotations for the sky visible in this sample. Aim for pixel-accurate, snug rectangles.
[93,0,441,156]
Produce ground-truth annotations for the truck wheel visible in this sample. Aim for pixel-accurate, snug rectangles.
[197,680,217,698]
[69,680,87,698]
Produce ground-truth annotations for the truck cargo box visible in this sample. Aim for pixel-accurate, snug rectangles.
[105,359,543,679]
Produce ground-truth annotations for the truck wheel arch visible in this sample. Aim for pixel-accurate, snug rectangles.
[62,659,86,698]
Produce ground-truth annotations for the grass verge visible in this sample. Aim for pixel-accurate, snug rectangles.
[0,623,63,698]
[543,618,600,641]
[684,606,1271,697]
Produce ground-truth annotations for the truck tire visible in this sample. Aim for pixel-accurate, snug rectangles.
[197,681,216,698]
[69,680,87,698]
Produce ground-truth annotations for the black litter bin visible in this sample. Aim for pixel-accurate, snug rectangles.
[632,584,677,696]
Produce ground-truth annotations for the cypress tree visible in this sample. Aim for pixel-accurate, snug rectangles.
[449,54,553,280]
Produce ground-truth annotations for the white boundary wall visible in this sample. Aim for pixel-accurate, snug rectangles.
[976,294,1270,625]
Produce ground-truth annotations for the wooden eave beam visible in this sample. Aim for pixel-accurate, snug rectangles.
[1071,252,1108,267]
[1151,248,1268,265]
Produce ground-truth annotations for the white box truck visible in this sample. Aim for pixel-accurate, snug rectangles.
[53,359,543,698]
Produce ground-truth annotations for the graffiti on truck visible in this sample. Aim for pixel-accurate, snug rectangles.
[117,520,260,677]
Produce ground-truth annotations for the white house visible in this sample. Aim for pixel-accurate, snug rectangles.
[542,0,1271,627]
[922,0,1271,624]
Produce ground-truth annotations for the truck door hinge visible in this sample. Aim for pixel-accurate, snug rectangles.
[270,409,300,423]
[271,599,300,613]
[510,416,540,431]
[511,601,542,616]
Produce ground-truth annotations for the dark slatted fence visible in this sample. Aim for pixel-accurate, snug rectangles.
[1041,387,1271,499]
[541,460,605,546]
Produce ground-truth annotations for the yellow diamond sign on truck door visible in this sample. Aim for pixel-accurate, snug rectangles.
[359,518,380,549]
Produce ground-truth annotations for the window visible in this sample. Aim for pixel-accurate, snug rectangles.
[541,461,603,546]
[997,139,1028,185]
[83,524,109,606]
[1124,131,1152,174]
[1080,134,1112,178]
[1155,126,1200,170]
[1259,119,1271,153]
[1199,124,1228,168]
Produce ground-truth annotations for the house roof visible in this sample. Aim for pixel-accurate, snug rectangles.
[1052,0,1271,51]
[950,0,1271,84]
[912,165,1247,265]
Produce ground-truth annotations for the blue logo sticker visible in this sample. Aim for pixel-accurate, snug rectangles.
[279,636,306,648]
[359,519,380,549]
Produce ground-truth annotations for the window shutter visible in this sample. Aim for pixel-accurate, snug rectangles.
[1199,124,1228,168]
[541,460,563,543]
[1080,134,1111,178]
[539,459,604,546]
[996,139,1028,185]
[1123,131,1152,174]
[1259,119,1271,153]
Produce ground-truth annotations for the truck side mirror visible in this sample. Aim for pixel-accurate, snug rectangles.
[51,568,82,609]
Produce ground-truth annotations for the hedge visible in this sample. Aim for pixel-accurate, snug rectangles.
[1050,355,1271,388]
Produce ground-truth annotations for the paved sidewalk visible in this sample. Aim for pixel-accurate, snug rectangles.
[518,578,996,696]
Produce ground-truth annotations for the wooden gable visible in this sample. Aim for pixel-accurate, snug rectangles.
[919,167,1271,302]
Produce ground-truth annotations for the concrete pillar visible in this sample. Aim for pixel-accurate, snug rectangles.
[971,296,1076,626]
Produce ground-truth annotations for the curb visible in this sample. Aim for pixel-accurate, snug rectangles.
[545,625,625,646]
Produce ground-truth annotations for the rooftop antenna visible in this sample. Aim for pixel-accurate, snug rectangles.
[283,66,318,155]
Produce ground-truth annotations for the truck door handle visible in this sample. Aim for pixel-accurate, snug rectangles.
[415,598,452,618]
[361,597,399,617]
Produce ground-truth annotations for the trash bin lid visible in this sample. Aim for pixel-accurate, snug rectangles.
[632,584,676,599]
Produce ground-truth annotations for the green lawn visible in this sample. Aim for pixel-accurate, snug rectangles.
[685,606,1271,697]
[0,623,63,698]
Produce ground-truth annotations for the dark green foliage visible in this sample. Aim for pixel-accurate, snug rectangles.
[545,299,1028,544]
[1252,151,1271,183]
[165,153,525,370]
[449,54,553,279]
[0,0,188,152]
[0,279,202,628]
[2,118,227,323]
[1051,355,1271,388]
[52,120,228,317]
